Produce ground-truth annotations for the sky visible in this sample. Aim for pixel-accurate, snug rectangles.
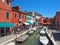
[12,0,60,18]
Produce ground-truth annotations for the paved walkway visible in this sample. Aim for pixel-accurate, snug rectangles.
[0,27,33,45]
[47,29,60,45]
[0,30,28,45]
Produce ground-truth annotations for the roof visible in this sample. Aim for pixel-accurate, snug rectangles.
[12,6,21,12]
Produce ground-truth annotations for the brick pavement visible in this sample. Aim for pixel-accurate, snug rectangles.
[47,29,60,45]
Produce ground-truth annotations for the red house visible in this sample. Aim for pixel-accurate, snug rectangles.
[12,6,21,24]
[0,0,14,37]
[54,12,60,30]
[43,18,51,26]
[38,15,43,25]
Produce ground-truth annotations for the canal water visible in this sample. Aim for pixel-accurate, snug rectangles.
[15,28,53,45]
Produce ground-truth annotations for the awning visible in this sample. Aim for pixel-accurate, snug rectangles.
[24,22,30,25]
[0,22,14,28]
[27,22,33,25]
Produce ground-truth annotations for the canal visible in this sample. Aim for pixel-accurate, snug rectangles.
[15,27,53,45]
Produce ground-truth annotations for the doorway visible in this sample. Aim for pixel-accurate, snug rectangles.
[1,28,4,36]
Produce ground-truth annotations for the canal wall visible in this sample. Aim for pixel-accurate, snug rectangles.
[46,28,57,45]
[1,31,28,45]
[0,27,35,45]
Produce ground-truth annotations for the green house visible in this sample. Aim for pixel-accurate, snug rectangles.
[26,14,31,23]
[35,16,40,25]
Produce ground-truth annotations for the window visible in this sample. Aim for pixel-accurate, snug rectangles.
[14,13,17,18]
[6,0,10,5]
[6,12,9,19]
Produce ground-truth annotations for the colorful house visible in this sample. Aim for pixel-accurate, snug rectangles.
[38,15,43,25]
[54,12,60,30]
[43,18,52,26]
[27,12,36,24]
[35,16,40,25]
[0,0,12,22]
[34,12,40,26]
[0,0,14,37]
[12,6,20,24]
[26,14,31,23]
[26,12,33,25]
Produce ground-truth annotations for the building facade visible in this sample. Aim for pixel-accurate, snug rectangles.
[26,14,31,23]
[38,15,43,25]
[0,0,12,22]
[0,0,14,37]
[43,18,51,26]
[54,12,60,30]
[12,6,20,24]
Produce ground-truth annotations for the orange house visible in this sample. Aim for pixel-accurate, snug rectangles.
[11,10,19,24]
[0,0,12,22]
[12,6,21,24]
[0,0,14,37]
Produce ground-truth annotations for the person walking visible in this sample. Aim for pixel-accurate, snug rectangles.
[10,27,13,34]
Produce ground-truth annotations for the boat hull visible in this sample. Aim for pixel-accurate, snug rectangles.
[16,35,29,43]
[28,31,34,35]
[40,36,49,45]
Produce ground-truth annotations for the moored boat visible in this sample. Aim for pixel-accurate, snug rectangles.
[40,29,49,45]
[40,36,49,45]
[32,27,36,32]
[27,30,34,35]
[16,35,29,43]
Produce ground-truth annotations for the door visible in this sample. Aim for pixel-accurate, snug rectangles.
[6,27,10,35]
[1,28,4,36]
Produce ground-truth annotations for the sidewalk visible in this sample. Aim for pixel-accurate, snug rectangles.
[47,29,60,45]
[0,30,28,45]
